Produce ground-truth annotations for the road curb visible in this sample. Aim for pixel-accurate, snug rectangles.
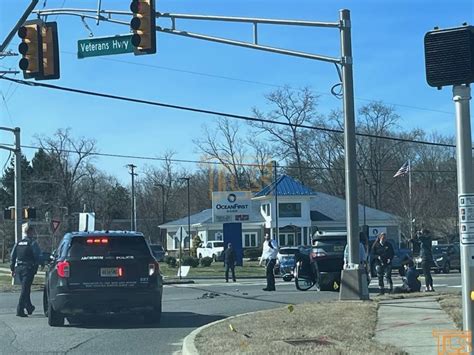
[182,309,269,355]
[163,280,195,285]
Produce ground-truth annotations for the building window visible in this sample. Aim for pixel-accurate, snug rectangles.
[279,203,301,218]
[243,232,258,247]
[261,203,271,216]
[279,233,297,247]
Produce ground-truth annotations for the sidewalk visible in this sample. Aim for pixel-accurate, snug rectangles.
[375,296,457,354]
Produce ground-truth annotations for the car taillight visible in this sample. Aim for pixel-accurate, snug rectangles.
[57,261,70,278]
[149,261,159,276]
[311,249,326,259]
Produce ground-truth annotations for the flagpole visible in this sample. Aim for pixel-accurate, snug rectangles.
[408,159,413,241]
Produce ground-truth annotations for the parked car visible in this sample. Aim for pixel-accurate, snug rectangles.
[414,244,461,274]
[311,231,346,291]
[43,231,163,326]
[149,244,166,261]
[197,241,224,261]
[275,246,310,282]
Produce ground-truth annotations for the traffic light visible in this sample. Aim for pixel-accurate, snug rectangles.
[24,207,37,220]
[4,208,13,220]
[130,0,156,55]
[18,21,42,79]
[18,20,60,80]
[424,25,474,88]
[2,207,35,219]
[39,22,60,80]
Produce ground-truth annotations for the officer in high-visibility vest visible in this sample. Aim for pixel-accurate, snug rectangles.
[10,224,41,317]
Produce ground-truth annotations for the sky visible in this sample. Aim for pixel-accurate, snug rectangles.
[0,0,473,185]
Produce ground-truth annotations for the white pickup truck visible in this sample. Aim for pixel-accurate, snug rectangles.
[197,241,224,261]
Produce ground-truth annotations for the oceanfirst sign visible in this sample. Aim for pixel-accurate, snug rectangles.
[212,191,252,223]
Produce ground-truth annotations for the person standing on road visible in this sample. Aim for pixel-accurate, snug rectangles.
[10,224,41,317]
[372,232,394,295]
[412,229,435,292]
[259,233,279,291]
[224,242,237,282]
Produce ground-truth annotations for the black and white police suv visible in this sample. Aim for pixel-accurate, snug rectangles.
[43,231,163,326]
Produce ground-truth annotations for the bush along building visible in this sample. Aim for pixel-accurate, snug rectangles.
[160,175,401,257]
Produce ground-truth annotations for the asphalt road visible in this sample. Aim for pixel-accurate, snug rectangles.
[0,273,461,354]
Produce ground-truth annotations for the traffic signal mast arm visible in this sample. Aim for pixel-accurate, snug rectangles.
[32,6,340,63]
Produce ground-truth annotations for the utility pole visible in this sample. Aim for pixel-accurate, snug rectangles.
[273,161,279,242]
[14,128,22,244]
[0,127,22,244]
[180,177,191,254]
[127,164,137,231]
[155,183,166,245]
[338,9,368,300]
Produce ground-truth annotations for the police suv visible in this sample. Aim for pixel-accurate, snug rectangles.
[43,231,163,326]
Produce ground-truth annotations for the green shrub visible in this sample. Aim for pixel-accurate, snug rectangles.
[244,248,262,260]
[182,256,199,268]
[164,256,177,268]
[200,256,213,267]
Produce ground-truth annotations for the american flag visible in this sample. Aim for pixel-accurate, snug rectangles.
[393,161,410,178]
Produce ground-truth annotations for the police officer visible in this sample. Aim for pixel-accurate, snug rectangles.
[10,224,41,317]
[372,232,394,295]
[412,229,435,292]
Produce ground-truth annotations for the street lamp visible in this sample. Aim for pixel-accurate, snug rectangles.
[180,177,191,255]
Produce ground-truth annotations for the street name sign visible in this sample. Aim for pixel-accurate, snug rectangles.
[459,194,474,244]
[78,34,133,59]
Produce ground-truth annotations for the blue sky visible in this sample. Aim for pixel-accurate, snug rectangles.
[0,0,472,184]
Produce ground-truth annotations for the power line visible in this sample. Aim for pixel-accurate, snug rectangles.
[0,142,457,175]
[4,43,453,116]
[0,75,458,150]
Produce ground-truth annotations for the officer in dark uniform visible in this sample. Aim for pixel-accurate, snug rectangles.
[223,242,237,282]
[412,229,435,292]
[372,232,395,295]
[10,225,41,317]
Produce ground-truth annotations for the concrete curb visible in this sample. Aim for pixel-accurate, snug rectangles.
[182,309,269,355]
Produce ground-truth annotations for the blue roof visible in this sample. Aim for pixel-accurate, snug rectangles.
[161,209,213,227]
[254,175,315,197]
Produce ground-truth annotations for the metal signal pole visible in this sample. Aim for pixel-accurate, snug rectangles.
[0,127,22,243]
[453,84,474,337]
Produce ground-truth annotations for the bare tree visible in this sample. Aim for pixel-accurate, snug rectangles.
[36,128,96,231]
[251,86,319,184]
[194,117,250,190]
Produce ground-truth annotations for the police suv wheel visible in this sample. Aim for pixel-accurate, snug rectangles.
[43,288,48,316]
[144,302,162,325]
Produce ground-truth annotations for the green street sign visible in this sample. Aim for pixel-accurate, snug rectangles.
[77,34,134,59]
